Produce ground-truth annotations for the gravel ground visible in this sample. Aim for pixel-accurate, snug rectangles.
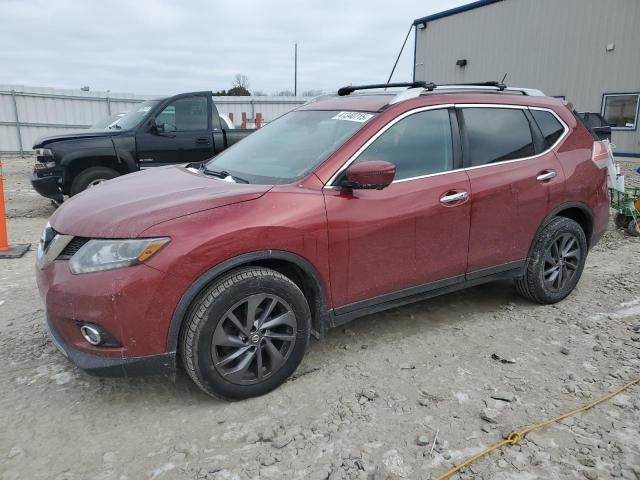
[1,156,639,480]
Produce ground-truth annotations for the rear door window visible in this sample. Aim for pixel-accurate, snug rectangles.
[462,108,535,166]
[531,109,565,148]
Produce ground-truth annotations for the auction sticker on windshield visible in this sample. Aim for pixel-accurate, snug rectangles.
[332,111,374,123]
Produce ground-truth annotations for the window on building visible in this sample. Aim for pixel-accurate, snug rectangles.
[354,109,453,180]
[531,110,565,148]
[602,93,639,130]
[462,108,535,166]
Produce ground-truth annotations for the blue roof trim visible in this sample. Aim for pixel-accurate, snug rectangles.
[413,0,504,25]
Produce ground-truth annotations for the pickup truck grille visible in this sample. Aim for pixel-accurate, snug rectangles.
[57,237,90,260]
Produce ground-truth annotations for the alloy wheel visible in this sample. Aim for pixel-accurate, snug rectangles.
[543,233,581,291]
[211,294,297,385]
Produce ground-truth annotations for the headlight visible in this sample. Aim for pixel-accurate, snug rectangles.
[34,148,53,157]
[69,238,170,274]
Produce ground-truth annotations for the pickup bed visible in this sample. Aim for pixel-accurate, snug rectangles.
[31,91,253,200]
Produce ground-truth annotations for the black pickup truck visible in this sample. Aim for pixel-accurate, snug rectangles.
[31,91,253,201]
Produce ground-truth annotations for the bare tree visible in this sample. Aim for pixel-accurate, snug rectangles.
[232,74,250,91]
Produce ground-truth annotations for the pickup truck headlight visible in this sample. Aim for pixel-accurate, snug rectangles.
[34,148,53,157]
[34,148,56,168]
[69,238,170,274]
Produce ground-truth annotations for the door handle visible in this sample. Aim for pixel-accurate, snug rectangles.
[196,137,211,145]
[536,170,557,182]
[440,191,469,204]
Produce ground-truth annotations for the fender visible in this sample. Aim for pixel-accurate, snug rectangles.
[165,250,331,353]
[527,201,594,259]
[58,137,119,188]
[59,137,116,168]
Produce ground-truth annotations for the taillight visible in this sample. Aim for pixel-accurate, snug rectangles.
[591,140,609,169]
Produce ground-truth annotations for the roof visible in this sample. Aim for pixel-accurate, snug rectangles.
[413,0,504,25]
[298,94,395,112]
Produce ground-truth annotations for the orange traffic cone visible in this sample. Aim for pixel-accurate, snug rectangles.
[0,160,31,259]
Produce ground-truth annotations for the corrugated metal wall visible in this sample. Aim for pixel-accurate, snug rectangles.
[414,0,640,155]
[0,85,308,154]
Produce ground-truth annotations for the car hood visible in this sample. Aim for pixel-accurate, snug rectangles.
[33,129,124,147]
[50,165,271,238]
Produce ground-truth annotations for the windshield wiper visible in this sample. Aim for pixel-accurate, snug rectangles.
[108,124,122,129]
[201,166,249,184]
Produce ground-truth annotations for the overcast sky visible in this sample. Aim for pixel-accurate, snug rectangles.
[0,0,466,96]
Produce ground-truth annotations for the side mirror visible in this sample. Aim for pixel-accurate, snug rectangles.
[592,126,611,142]
[148,118,165,134]
[342,160,396,190]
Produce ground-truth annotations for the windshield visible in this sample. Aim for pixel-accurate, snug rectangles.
[205,110,376,184]
[114,100,160,130]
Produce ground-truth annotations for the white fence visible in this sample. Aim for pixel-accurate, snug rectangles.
[0,84,309,154]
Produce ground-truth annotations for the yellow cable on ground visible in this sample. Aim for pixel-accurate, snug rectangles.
[434,377,640,480]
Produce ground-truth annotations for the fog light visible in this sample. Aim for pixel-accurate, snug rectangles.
[80,324,103,346]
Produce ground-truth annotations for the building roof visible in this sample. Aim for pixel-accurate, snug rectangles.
[413,0,504,25]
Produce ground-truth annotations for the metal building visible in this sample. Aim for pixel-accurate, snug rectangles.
[412,0,640,157]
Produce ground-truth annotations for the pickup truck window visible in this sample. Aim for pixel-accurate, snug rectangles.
[206,110,376,184]
[116,100,160,130]
[156,96,208,132]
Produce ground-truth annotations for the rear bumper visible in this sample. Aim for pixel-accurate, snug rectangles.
[31,172,63,200]
[46,313,176,377]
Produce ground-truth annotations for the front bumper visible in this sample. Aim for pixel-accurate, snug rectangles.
[31,172,63,200]
[46,313,175,377]
[36,256,183,375]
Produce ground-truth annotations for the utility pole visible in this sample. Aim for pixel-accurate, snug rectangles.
[294,43,298,96]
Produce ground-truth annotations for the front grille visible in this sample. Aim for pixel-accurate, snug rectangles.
[57,237,90,260]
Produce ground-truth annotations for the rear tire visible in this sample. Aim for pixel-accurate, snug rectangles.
[515,217,587,304]
[180,267,310,400]
[70,166,119,196]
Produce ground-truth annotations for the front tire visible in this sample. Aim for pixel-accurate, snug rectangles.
[180,267,310,400]
[70,166,120,196]
[515,217,587,304]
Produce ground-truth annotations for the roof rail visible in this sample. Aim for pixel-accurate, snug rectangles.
[431,83,545,96]
[446,81,507,90]
[337,81,436,96]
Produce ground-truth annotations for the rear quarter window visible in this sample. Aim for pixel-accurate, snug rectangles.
[531,110,565,148]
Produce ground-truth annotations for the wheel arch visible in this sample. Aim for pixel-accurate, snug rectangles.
[61,155,129,193]
[529,202,594,258]
[166,250,332,354]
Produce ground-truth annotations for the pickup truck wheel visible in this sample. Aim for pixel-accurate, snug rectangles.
[70,167,120,196]
[180,267,310,400]
[515,217,587,304]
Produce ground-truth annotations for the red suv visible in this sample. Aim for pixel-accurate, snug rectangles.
[36,81,610,399]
